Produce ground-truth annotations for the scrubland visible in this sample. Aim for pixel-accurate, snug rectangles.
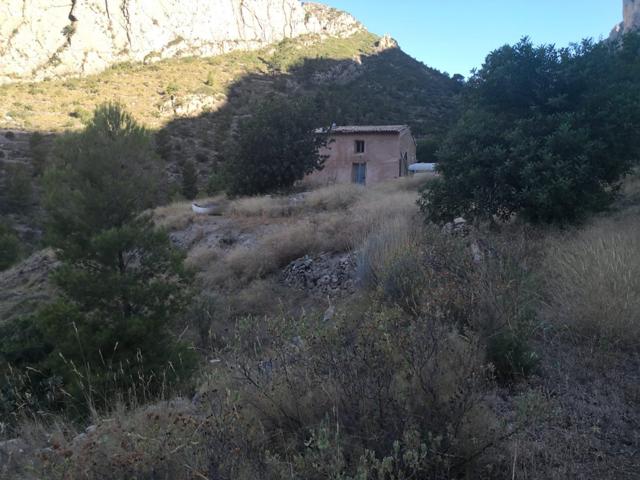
[2,173,640,479]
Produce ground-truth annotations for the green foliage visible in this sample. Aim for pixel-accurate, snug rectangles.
[44,103,164,256]
[36,216,195,409]
[416,137,439,163]
[228,97,329,196]
[2,163,32,212]
[486,329,539,382]
[166,82,179,96]
[32,104,195,410]
[181,160,198,200]
[0,221,20,270]
[207,170,227,195]
[204,71,215,86]
[422,35,640,224]
[29,131,49,175]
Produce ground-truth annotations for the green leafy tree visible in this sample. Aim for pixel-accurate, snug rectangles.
[35,104,195,409]
[181,160,198,200]
[228,97,329,196]
[421,36,640,224]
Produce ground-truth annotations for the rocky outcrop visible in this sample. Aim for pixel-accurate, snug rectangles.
[0,0,362,85]
[611,0,640,39]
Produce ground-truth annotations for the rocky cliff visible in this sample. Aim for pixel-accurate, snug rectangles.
[611,0,640,39]
[0,0,362,84]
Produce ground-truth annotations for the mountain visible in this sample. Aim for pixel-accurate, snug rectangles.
[0,1,461,231]
[0,0,361,84]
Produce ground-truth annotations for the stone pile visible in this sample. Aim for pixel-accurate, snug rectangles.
[281,252,357,297]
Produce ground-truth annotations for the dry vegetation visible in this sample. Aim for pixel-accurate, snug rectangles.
[0,32,378,132]
[3,173,640,479]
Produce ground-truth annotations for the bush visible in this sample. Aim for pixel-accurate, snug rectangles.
[181,160,198,200]
[206,170,227,195]
[357,218,424,310]
[542,219,640,350]
[3,163,32,212]
[0,222,20,270]
[29,132,49,175]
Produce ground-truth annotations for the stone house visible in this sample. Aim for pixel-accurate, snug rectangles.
[307,125,417,186]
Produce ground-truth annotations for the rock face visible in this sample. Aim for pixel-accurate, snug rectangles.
[0,0,362,84]
[611,0,640,39]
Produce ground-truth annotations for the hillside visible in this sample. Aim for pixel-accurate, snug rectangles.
[0,29,460,205]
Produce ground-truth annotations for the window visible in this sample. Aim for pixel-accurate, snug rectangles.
[355,140,365,154]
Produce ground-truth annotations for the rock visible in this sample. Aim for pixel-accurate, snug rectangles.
[0,438,27,456]
[281,252,357,298]
[159,93,227,117]
[323,304,335,322]
[611,0,640,40]
[375,34,399,52]
[0,0,363,85]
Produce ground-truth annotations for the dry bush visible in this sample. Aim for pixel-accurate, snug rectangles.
[185,242,222,269]
[231,306,503,479]
[357,217,425,309]
[153,201,198,231]
[351,190,421,242]
[542,219,640,350]
[222,220,316,281]
[303,182,362,211]
[228,195,295,218]
[2,398,261,480]
[153,195,226,230]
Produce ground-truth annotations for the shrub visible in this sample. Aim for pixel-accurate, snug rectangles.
[206,170,227,195]
[0,222,20,270]
[181,160,198,200]
[357,217,424,310]
[230,306,500,479]
[3,163,32,212]
[542,219,640,350]
[29,132,49,175]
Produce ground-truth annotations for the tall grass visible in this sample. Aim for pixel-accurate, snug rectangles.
[542,219,640,350]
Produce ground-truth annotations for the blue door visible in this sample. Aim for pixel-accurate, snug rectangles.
[352,163,366,185]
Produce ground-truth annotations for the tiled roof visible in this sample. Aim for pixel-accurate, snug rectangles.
[316,125,410,134]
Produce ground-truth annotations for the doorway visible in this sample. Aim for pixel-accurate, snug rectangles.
[352,163,366,185]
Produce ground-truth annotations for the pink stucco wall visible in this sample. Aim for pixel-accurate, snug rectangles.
[307,129,417,186]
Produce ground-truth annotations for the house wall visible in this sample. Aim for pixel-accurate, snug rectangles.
[308,131,416,186]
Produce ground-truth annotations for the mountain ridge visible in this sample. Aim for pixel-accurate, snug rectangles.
[0,0,362,85]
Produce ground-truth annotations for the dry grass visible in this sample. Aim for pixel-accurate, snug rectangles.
[153,195,225,231]
[303,182,363,211]
[542,218,640,350]
[0,32,377,132]
[202,180,422,288]
[227,195,295,218]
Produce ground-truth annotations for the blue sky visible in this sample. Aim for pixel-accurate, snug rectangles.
[323,1,622,76]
